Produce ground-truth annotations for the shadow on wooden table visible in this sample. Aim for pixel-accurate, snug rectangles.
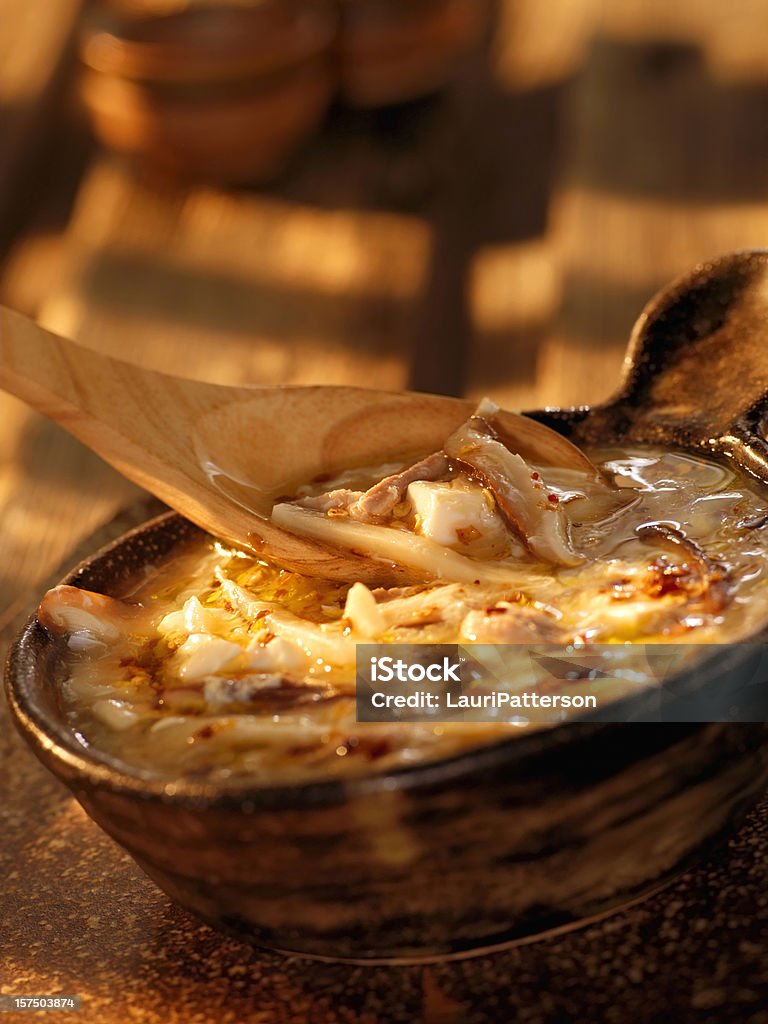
[569,35,768,203]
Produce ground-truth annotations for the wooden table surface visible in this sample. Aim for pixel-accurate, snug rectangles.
[1,0,768,1020]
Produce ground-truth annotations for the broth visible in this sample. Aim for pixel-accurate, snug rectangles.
[38,444,768,783]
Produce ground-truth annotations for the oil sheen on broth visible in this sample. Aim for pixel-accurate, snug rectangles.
[38,434,768,784]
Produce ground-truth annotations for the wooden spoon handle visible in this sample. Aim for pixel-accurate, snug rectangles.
[0,304,233,497]
[0,303,120,416]
[0,303,232,429]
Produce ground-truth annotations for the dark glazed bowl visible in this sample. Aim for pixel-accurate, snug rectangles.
[6,525,768,962]
[7,251,768,961]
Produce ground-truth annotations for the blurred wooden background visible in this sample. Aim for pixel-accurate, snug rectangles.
[3,0,768,609]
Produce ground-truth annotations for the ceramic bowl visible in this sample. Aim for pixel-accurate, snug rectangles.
[79,2,338,184]
[6,516,768,962]
[82,2,339,84]
[338,0,487,108]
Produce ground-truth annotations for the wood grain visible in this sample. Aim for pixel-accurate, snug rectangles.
[35,159,430,390]
[541,0,768,406]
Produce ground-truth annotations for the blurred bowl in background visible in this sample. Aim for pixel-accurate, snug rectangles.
[79,1,339,184]
[82,1,339,84]
[338,0,487,108]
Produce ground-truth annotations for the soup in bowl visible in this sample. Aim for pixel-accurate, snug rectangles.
[32,400,768,783]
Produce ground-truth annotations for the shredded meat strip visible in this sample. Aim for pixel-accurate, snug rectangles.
[297,452,449,523]
[350,452,449,520]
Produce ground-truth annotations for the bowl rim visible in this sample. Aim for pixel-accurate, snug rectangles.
[5,507,755,810]
[80,1,340,85]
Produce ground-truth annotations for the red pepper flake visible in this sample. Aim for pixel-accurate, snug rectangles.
[531,472,540,480]
[547,493,559,504]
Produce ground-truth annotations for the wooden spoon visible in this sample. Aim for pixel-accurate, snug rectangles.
[0,305,596,584]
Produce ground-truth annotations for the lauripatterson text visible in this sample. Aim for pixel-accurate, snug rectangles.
[369,691,598,710]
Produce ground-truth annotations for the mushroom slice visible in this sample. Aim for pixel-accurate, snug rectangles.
[443,416,584,567]
[297,488,363,514]
[474,398,600,476]
[271,503,539,586]
[635,522,730,613]
[202,674,334,713]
